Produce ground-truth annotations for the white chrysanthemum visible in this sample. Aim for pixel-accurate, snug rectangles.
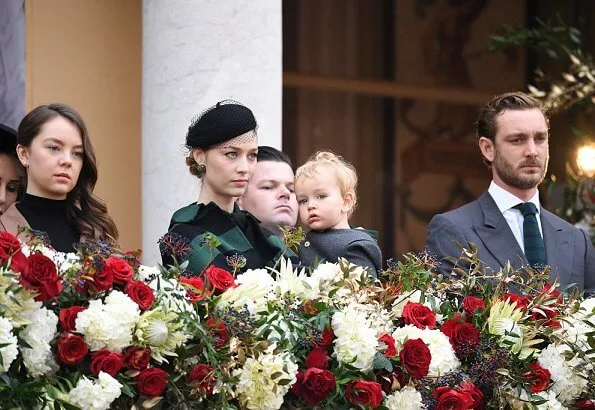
[332,304,378,372]
[134,307,188,363]
[555,317,593,359]
[384,386,425,410]
[308,260,368,288]
[56,252,82,275]
[0,271,42,326]
[218,269,275,315]
[138,264,160,282]
[392,325,459,377]
[69,371,123,410]
[233,344,298,410]
[272,258,312,300]
[535,391,567,410]
[309,261,344,284]
[0,317,18,372]
[506,388,567,410]
[20,306,58,377]
[578,298,595,316]
[304,261,371,307]
[76,291,140,353]
[350,301,394,336]
[538,344,587,403]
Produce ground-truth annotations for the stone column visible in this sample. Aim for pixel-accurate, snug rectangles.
[142,0,283,264]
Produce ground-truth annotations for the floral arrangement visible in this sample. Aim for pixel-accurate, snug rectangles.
[0,230,594,410]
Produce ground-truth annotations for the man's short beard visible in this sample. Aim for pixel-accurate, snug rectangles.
[492,150,548,190]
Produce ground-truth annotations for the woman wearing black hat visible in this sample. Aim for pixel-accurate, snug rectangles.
[0,124,23,214]
[162,101,291,276]
[0,104,119,252]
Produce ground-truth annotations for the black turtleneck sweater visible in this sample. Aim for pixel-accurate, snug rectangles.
[16,194,80,252]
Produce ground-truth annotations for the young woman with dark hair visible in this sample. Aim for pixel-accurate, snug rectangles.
[0,103,119,251]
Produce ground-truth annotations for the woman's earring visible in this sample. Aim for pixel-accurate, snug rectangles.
[197,163,206,177]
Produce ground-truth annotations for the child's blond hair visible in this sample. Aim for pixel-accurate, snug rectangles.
[295,151,358,216]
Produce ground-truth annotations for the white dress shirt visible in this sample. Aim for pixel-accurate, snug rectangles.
[487,181,543,253]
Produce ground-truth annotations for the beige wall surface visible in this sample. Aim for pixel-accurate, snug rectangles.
[25,0,142,251]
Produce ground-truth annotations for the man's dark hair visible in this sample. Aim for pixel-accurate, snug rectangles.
[475,91,549,142]
[475,91,549,166]
[257,146,293,168]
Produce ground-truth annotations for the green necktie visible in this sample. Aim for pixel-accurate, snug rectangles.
[514,202,546,268]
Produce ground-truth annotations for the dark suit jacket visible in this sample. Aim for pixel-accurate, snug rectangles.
[426,191,594,292]
[298,228,382,277]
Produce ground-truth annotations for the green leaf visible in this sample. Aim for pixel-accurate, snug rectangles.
[372,352,393,372]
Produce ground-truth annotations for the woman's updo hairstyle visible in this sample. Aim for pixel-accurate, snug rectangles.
[185,100,257,178]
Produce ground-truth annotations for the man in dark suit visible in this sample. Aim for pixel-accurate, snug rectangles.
[426,91,594,292]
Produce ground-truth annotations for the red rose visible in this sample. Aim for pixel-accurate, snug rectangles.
[434,386,471,410]
[9,251,28,273]
[459,381,483,409]
[291,368,336,405]
[57,332,89,365]
[187,363,216,395]
[440,314,463,338]
[124,280,155,310]
[19,253,62,301]
[181,276,209,302]
[59,306,86,331]
[206,317,230,350]
[89,349,124,376]
[124,346,151,370]
[345,380,383,409]
[378,333,397,357]
[0,231,27,272]
[502,293,529,311]
[104,257,134,286]
[451,322,481,349]
[305,348,329,369]
[0,231,20,259]
[523,361,551,393]
[575,400,595,409]
[203,265,236,293]
[399,338,431,379]
[462,296,485,319]
[312,326,334,349]
[91,263,114,292]
[402,302,436,329]
[137,367,168,397]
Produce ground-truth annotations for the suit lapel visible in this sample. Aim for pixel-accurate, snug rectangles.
[540,209,571,283]
[473,191,527,269]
